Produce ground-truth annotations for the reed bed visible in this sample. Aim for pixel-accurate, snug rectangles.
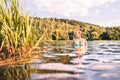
[0,0,74,64]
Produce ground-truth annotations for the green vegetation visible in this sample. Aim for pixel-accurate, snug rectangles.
[0,0,36,58]
[33,18,120,40]
[0,67,28,80]
[0,0,120,61]
[0,0,75,60]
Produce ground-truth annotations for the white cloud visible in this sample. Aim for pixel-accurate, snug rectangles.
[95,10,100,16]
[99,19,120,27]
[112,8,116,12]
[32,0,118,17]
[105,4,109,8]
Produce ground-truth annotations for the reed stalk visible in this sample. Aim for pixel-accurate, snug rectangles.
[0,0,74,60]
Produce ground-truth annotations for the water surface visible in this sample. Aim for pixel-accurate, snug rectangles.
[0,41,120,80]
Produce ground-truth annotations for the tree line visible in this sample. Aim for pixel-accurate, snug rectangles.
[33,18,120,40]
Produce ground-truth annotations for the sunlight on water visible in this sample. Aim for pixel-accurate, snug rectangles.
[0,41,120,80]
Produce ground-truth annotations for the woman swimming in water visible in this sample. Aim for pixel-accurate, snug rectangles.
[71,28,88,58]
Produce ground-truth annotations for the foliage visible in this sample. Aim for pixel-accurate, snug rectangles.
[0,0,75,59]
[33,18,120,40]
[0,67,28,80]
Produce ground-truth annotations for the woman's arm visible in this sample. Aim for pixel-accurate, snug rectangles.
[84,39,88,53]
[71,40,74,48]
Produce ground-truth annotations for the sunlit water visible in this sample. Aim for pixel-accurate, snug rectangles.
[0,41,120,80]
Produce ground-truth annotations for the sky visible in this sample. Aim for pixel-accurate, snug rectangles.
[25,0,120,27]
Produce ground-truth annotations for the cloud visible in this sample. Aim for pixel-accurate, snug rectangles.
[95,10,100,16]
[99,19,120,27]
[112,8,116,12]
[104,4,109,8]
[32,0,118,17]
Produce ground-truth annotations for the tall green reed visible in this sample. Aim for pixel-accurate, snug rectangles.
[0,0,44,57]
[0,0,75,59]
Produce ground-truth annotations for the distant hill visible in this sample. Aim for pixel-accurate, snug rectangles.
[33,17,120,40]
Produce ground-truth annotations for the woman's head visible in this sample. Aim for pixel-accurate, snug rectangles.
[74,28,82,38]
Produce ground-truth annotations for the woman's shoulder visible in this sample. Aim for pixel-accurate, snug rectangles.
[82,38,87,41]
[82,37,85,40]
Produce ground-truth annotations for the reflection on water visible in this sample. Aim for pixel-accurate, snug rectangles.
[0,41,120,80]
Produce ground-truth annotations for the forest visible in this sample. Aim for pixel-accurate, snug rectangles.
[33,17,120,40]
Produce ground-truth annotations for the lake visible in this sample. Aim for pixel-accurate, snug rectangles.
[0,41,120,80]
